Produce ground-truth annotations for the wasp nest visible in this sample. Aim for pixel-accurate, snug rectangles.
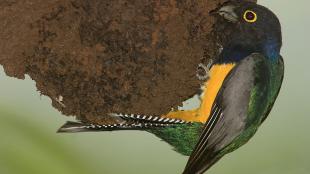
[0,0,256,124]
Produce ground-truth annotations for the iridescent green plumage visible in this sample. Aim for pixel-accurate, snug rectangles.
[149,123,203,156]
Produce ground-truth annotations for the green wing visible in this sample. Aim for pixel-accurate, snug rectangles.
[183,53,280,174]
[261,56,284,122]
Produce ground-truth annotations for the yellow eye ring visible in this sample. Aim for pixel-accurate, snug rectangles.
[243,10,257,23]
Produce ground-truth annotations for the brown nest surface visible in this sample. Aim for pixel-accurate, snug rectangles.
[0,0,255,124]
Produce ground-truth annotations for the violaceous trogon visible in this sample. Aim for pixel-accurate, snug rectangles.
[58,1,284,174]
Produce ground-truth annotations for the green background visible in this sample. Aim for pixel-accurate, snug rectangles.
[1,0,309,173]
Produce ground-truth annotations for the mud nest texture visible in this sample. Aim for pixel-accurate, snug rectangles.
[0,0,255,124]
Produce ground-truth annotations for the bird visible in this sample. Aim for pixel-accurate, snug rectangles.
[57,1,284,174]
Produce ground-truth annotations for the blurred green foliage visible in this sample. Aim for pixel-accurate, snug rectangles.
[0,109,95,174]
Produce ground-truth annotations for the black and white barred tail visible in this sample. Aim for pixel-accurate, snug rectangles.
[57,121,180,133]
[109,113,190,124]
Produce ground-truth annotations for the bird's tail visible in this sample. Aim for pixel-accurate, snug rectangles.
[109,113,189,124]
[182,154,221,174]
[57,121,179,133]
[57,113,190,133]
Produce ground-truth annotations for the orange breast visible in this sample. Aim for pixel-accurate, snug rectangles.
[198,63,235,123]
[162,63,236,123]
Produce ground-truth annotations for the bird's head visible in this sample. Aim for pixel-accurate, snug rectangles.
[214,1,282,62]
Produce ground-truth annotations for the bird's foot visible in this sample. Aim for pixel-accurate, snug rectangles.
[196,59,213,81]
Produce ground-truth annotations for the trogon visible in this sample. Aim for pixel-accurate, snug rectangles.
[58,1,284,174]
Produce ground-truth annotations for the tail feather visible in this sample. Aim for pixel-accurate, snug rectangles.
[57,121,179,133]
[109,113,189,124]
[182,154,221,174]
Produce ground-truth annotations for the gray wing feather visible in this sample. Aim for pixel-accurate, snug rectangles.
[183,53,268,174]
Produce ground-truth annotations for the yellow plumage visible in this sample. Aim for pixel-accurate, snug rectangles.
[163,63,236,123]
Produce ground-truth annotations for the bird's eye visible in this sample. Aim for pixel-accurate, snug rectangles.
[243,10,257,23]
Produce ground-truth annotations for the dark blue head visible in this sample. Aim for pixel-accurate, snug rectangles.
[215,1,282,63]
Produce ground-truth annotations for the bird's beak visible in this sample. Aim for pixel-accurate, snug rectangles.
[217,5,238,23]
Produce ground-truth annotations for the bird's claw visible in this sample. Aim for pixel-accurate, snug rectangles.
[196,59,213,81]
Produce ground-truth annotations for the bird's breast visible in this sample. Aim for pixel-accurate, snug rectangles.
[198,63,236,123]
